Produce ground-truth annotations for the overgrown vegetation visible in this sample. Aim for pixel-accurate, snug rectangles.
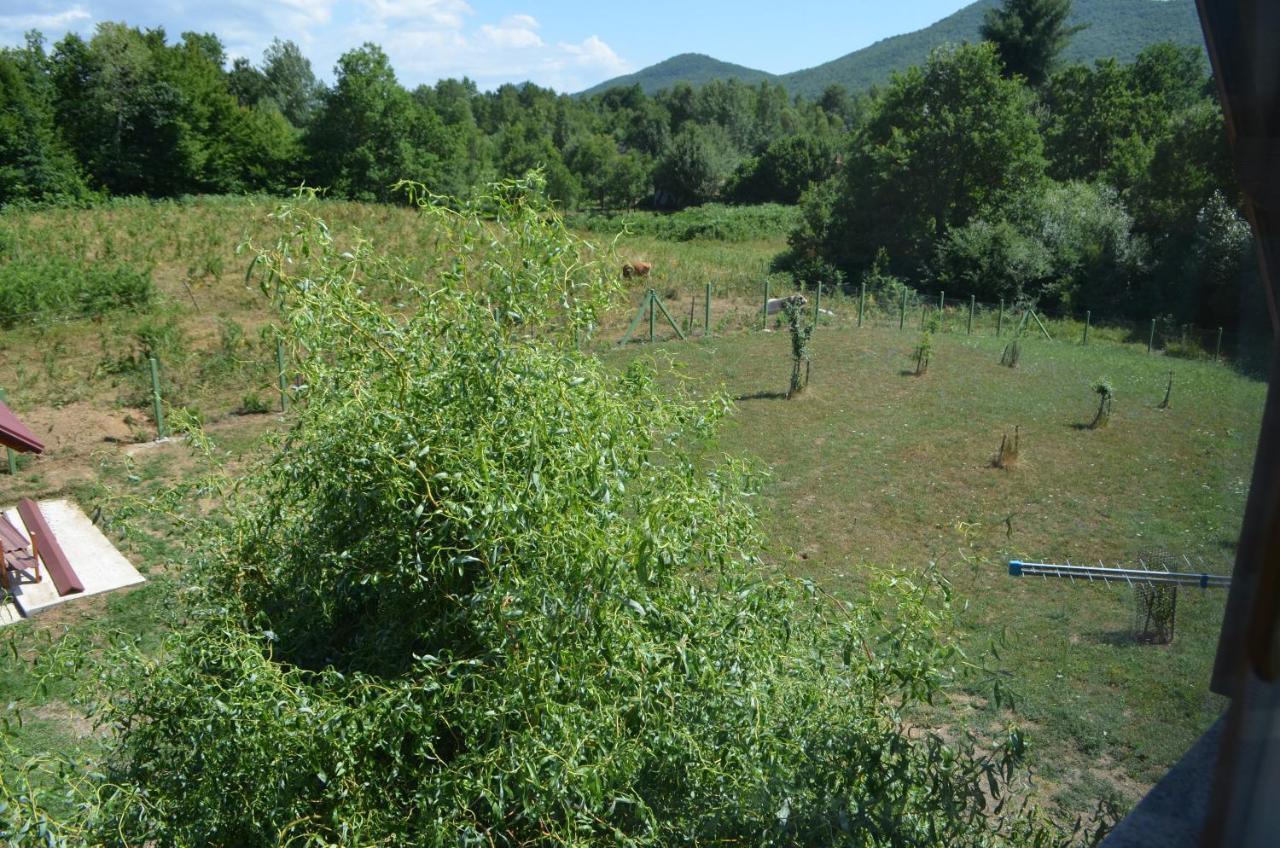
[0,256,153,326]
[0,180,1083,846]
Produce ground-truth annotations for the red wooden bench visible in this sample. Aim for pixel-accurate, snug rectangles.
[16,499,83,596]
[0,515,31,591]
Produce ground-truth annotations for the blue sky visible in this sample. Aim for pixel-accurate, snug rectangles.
[0,1,974,92]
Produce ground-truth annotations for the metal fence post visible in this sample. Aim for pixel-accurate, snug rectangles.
[1148,318,1156,354]
[276,339,289,412]
[899,289,907,330]
[921,303,927,330]
[968,295,975,335]
[648,290,656,343]
[704,283,712,337]
[938,291,945,330]
[1215,326,1223,362]
[997,299,1004,337]
[1083,311,1091,346]
[762,279,770,330]
[814,281,823,329]
[858,282,865,328]
[149,356,168,438]
[0,388,16,475]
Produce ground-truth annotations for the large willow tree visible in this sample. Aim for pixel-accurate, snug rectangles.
[1,178,1077,847]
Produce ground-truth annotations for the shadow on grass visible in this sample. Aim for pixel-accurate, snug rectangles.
[735,390,788,401]
[1090,628,1176,649]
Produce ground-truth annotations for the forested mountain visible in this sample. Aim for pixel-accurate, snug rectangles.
[584,0,1204,97]
[579,53,775,96]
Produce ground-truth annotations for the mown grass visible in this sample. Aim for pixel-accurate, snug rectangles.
[608,324,1263,816]
[0,196,1268,828]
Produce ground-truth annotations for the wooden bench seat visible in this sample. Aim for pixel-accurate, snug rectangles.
[16,499,83,596]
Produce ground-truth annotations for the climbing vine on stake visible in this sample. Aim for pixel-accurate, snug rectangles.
[783,294,813,398]
[1091,378,1114,429]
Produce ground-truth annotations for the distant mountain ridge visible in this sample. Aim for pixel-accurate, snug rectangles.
[579,53,777,96]
[580,0,1204,98]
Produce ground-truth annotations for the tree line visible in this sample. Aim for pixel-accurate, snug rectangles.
[786,0,1251,334]
[0,0,1254,332]
[0,23,850,209]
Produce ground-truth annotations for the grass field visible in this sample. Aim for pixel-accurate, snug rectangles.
[0,197,1267,827]
[611,325,1262,815]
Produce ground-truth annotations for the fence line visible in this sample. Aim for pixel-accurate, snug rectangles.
[616,282,1244,367]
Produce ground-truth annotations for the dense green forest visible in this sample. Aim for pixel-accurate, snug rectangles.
[0,5,1250,332]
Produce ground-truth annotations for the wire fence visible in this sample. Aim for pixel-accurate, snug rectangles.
[617,280,1259,370]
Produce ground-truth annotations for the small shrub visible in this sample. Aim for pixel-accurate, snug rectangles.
[914,314,939,375]
[236,392,271,415]
[1000,338,1022,367]
[994,426,1021,469]
[1090,378,1114,429]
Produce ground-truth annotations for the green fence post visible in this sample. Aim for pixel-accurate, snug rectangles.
[1148,318,1156,354]
[899,289,907,330]
[968,295,975,335]
[276,339,289,412]
[762,279,770,330]
[938,291,945,330]
[704,283,712,338]
[0,388,15,475]
[814,281,823,330]
[149,356,168,439]
[648,290,656,343]
[858,281,866,328]
[997,299,1004,337]
[1215,326,1223,362]
[1083,311,1091,346]
[921,303,927,330]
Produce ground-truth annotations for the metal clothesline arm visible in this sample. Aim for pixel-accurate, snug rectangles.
[1008,560,1231,589]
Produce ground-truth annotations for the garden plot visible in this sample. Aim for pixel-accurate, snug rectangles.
[1,498,143,622]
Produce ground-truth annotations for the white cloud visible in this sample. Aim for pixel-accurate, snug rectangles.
[0,4,90,36]
[559,34,627,71]
[479,14,543,49]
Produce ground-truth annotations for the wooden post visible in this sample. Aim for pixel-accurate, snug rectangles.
[899,289,907,330]
[648,290,656,343]
[1083,311,1091,346]
[276,339,289,412]
[1148,318,1156,354]
[0,388,15,475]
[149,356,167,438]
[997,299,1004,337]
[1216,326,1223,362]
[704,283,712,337]
[762,279,771,330]
[968,295,975,335]
[858,281,865,328]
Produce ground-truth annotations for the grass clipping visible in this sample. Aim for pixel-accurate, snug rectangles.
[3,178,1074,846]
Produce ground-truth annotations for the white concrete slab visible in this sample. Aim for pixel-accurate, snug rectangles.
[1,498,144,622]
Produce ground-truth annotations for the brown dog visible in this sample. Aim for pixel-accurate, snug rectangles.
[622,261,652,279]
